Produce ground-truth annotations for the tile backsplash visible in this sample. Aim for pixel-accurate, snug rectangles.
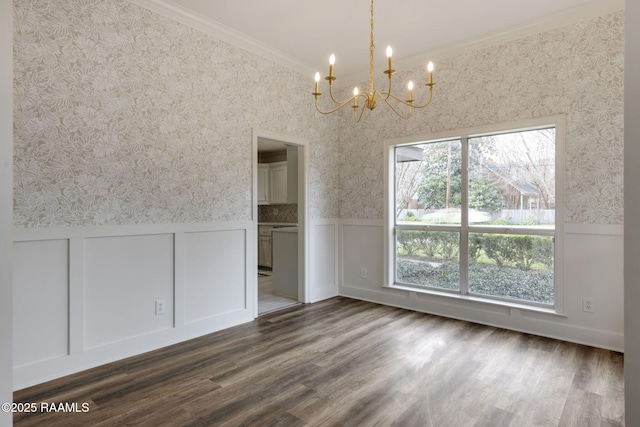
[259,204,298,223]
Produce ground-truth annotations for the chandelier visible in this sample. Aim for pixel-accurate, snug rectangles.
[312,0,435,122]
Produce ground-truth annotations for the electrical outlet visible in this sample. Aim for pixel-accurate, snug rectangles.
[360,268,368,279]
[155,299,166,315]
[583,297,594,313]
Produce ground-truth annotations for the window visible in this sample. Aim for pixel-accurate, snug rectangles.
[388,118,563,310]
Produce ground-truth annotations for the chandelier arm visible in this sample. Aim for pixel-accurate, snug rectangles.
[381,92,414,107]
[315,95,357,115]
[327,83,356,106]
[382,74,393,101]
[354,101,367,123]
[376,90,413,119]
[316,93,364,114]
[379,87,434,109]
[409,87,434,109]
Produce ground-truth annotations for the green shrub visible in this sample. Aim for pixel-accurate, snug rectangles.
[533,236,554,268]
[396,259,459,290]
[510,235,535,269]
[432,232,459,261]
[481,234,514,267]
[468,234,483,263]
[468,264,554,304]
[396,230,427,257]
[477,233,552,270]
[396,258,554,304]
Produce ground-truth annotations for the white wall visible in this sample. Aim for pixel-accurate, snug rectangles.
[625,0,640,423]
[0,0,12,423]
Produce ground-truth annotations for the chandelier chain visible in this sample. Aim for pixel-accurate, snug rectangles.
[369,0,375,97]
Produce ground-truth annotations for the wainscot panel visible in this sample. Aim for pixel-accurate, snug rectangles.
[309,220,339,303]
[184,229,247,323]
[13,239,69,367]
[12,222,254,390]
[84,233,175,349]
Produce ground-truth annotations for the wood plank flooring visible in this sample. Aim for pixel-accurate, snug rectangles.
[13,297,624,426]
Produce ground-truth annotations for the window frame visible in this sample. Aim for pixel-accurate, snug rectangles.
[384,116,565,314]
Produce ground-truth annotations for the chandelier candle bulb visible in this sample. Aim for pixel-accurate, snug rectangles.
[428,61,434,85]
[386,46,393,72]
[329,54,335,80]
[353,87,359,108]
[314,72,320,94]
[407,80,413,102]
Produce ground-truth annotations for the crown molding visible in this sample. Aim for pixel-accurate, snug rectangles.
[127,0,316,77]
[128,0,623,88]
[340,0,625,87]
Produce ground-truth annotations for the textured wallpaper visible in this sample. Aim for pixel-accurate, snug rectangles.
[13,1,623,228]
[338,12,625,225]
[13,0,340,227]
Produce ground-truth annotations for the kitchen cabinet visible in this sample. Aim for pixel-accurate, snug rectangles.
[269,162,288,204]
[257,164,269,205]
[258,237,272,268]
[272,227,298,299]
[286,146,298,203]
[258,147,297,205]
[258,224,296,268]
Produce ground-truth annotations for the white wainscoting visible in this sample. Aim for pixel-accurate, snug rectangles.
[339,219,624,352]
[184,230,247,323]
[84,234,175,349]
[309,219,339,303]
[12,221,254,390]
[13,239,69,367]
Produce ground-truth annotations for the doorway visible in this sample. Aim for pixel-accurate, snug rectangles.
[252,130,308,316]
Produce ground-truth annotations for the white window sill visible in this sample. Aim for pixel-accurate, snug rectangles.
[383,283,567,317]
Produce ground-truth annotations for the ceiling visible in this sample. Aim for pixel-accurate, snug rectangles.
[156,0,622,84]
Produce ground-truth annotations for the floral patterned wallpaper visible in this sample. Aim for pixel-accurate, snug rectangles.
[13,0,340,227]
[13,0,623,228]
[338,12,625,225]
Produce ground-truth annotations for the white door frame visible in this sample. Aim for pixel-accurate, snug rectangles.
[252,129,310,317]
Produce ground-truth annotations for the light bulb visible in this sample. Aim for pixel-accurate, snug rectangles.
[386,46,393,58]
[314,72,320,82]
[353,87,359,96]
[329,54,336,65]
[407,81,414,91]
[427,61,434,72]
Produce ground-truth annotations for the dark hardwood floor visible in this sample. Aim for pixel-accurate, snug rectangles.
[13,297,624,426]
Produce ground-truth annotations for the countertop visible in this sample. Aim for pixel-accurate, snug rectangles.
[272,226,298,233]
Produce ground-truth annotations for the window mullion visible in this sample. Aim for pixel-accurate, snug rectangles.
[460,137,469,296]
